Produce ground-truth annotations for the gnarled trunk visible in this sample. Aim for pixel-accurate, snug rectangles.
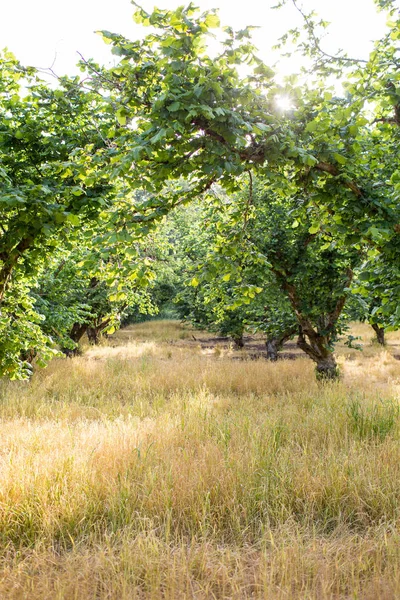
[297,329,339,380]
[371,323,385,346]
[87,318,112,345]
[314,355,339,380]
[87,326,101,345]
[272,268,352,381]
[266,338,279,361]
[266,327,297,361]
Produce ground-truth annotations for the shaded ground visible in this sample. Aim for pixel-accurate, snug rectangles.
[113,321,400,362]
[189,335,301,360]
[113,326,303,361]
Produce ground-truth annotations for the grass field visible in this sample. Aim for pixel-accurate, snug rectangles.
[0,321,400,599]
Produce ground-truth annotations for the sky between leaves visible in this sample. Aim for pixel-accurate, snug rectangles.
[0,0,392,79]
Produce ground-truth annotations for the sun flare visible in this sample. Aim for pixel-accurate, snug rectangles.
[275,95,294,111]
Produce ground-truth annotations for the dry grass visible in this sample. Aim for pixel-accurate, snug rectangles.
[0,321,399,599]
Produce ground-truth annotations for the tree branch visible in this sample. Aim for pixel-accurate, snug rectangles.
[291,0,368,65]
[326,268,353,329]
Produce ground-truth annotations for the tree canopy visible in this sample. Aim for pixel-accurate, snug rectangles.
[0,0,398,379]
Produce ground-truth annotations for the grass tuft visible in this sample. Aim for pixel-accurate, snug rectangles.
[347,398,399,442]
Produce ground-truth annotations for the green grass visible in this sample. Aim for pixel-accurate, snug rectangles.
[347,398,399,442]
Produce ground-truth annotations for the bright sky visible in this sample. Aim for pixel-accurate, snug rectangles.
[0,0,392,77]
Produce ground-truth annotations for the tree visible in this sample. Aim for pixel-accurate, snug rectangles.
[172,200,298,358]
[85,2,399,347]
[274,0,400,326]
[350,253,400,346]
[0,52,115,377]
[245,294,298,362]
[88,2,399,252]
[1,1,398,378]
[187,176,362,379]
[35,248,156,355]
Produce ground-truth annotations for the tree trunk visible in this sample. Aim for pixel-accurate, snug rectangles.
[266,338,279,361]
[61,323,88,356]
[297,329,339,380]
[87,326,101,345]
[232,335,244,349]
[314,354,339,380]
[371,323,385,346]
[274,271,351,381]
[266,327,297,361]
[87,317,112,345]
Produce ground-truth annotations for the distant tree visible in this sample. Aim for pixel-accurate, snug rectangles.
[35,251,156,355]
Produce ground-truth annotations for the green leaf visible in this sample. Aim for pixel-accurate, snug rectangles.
[204,13,220,28]
[66,214,81,226]
[150,128,167,143]
[97,30,113,44]
[333,153,347,165]
[167,101,181,112]
[305,120,318,133]
[116,109,127,126]
[304,154,317,166]
[358,271,372,282]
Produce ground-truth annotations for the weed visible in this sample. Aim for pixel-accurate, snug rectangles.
[347,397,399,441]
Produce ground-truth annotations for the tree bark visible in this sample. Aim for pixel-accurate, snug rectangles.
[232,334,244,349]
[266,327,296,361]
[273,273,351,381]
[314,354,339,380]
[87,326,101,345]
[61,323,88,356]
[87,318,112,345]
[266,338,279,361]
[297,328,339,380]
[371,323,385,346]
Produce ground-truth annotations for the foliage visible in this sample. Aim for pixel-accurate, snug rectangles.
[177,175,362,376]
[0,52,115,376]
[34,248,156,353]
[0,1,399,377]
[90,2,399,249]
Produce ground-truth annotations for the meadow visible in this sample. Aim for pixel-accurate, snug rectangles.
[0,321,400,599]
